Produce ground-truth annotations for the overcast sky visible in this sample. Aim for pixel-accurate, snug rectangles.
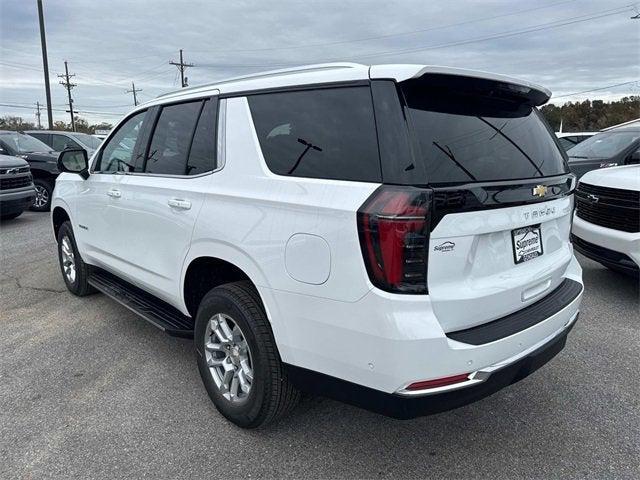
[1,0,638,126]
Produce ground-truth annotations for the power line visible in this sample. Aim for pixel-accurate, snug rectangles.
[553,80,639,98]
[193,0,581,55]
[195,3,636,69]
[169,49,194,88]
[58,61,77,131]
[0,102,125,116]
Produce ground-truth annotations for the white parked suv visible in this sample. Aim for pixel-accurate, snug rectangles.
[52,63,584,428]
[572,165,639,276]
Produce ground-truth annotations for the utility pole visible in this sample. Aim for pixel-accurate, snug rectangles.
[58,61,77,131]
[125,81,142,106]
[37,0,53,129]
[35,101,42,129]
[169,49,194,88]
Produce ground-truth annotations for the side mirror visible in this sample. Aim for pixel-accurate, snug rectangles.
[0,146,6,155]
[628,150,640,165]
[57,148,89,179]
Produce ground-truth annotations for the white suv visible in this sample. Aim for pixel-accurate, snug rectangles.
[52,63,583,428]
[572,165,639,275]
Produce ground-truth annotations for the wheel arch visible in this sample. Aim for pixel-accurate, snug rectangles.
[182,254,269,320]
[52,205,71,241]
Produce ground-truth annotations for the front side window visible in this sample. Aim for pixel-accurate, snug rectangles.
[145,101,202,175]
[97,111,146,173]
[70,133,102,150]
[51,134,81,151]
[248,86,381,182]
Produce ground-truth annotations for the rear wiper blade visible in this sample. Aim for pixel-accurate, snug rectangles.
[432,141,476,181]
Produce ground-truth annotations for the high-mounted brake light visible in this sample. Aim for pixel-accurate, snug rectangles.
[357,186,432,294]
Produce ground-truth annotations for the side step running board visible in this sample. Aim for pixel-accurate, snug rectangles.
[88,268,194,338]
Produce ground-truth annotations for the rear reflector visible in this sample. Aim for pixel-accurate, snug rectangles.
[357,186,432,294]
[406,373,470,391]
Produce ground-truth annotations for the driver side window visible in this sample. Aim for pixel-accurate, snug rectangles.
[95,111,146,173]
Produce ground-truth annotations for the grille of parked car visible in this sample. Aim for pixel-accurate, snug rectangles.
[575,182,640,233]
[0,175,32,190]
[0,166,30,175]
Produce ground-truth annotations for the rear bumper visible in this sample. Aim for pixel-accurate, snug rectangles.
[263,254,583,396]
[572,214,640,270]
[286,312,577,419]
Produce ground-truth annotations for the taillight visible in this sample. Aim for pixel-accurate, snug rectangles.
[357,186,432,294]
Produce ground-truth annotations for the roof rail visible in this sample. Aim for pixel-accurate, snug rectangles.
[156,62,365,99]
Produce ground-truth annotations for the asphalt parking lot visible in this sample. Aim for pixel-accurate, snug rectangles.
[1,211,638,479]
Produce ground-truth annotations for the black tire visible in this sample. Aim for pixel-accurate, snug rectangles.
[0,211,22,220]
[31,178,53,212]
[57,221,96,296]
[195,281,300,428]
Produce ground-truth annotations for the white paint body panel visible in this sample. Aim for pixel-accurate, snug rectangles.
[51,63,583,395]
[577,164,640,192]
[285,234,331,285]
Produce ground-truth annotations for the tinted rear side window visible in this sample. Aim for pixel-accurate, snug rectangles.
[146,101,202,175]
[401,80,567,185]
[248,86,381,182]
[186,99,217,175]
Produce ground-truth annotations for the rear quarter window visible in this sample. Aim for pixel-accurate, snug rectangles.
[247,86,382,183]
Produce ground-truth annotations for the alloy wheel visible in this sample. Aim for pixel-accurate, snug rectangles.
[204,313,254,403]
[60,235,76,284]
[34,185,49,208]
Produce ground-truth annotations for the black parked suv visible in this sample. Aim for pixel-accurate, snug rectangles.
[567,125,640,178]
[0,130,59,211]
[0,154,35,220]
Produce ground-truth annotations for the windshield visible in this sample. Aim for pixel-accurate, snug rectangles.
[70,132,102,149]
[0,132,52,154]
[567,130,640,158]
[401,82,567,184]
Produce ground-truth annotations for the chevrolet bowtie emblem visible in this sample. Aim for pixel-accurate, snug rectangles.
[532,185,548,197]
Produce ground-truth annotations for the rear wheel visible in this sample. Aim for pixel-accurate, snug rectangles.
[195,281,300,428]
[57,221,96,296]
[31,179,53,212]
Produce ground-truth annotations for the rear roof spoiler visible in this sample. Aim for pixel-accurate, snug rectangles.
[370,65,551,106]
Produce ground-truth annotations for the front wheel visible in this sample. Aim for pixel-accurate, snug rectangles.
[195,281,300,428]
[57,221,96,296]
[31,179,53,212]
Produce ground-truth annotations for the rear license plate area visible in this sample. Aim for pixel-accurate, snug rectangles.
[511,224,543,264]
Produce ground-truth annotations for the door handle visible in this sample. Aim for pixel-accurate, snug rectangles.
[167,198,191,210]
[107,189,121,198]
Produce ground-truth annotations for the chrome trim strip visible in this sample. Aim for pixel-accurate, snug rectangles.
[396,310,579,397]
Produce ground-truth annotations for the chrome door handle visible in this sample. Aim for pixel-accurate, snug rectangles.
[107,189,121,198]
[167,198,191,210]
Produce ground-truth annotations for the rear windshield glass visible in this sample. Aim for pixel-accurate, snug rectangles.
[567,130,640,158]
[401,81,567,185]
